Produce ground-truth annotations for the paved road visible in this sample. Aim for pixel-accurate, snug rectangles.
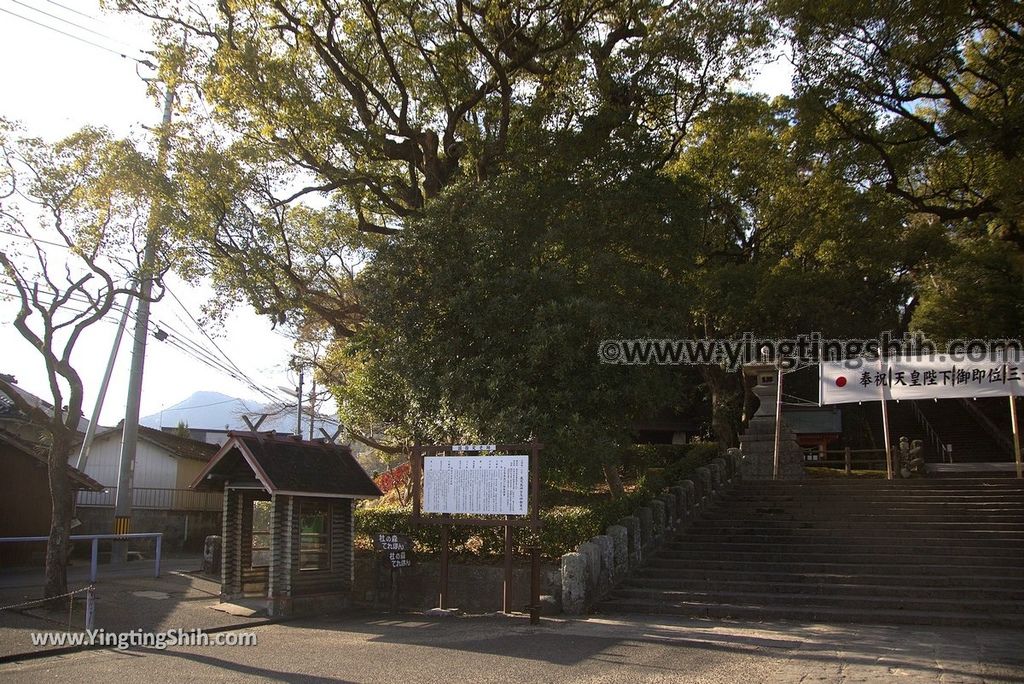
[2,613,1022,683]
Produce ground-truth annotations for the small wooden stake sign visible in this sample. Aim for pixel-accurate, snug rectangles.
[374,533,412,613]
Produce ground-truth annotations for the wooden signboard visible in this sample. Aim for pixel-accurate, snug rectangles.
[411,442,542,622]
[374,533,413,569]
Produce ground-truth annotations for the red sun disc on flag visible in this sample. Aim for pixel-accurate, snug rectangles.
[835,376,847,387]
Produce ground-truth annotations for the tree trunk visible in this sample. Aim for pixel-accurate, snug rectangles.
[602,461,625,499]
[45,434,72,604]
[702,366,741,448]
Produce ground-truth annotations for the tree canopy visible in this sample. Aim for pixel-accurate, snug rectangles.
[0,120,171,599]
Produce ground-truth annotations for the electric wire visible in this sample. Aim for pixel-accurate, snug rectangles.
[0,5,152,64]
[5,0,143,51]
[0,282,287,403]
[44,0,98,22]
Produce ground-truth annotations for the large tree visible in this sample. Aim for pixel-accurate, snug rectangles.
[0,122,170,600]
[117,0,770,333]
[669,94,922,443]
[334,134,698,494]
[776,0,1024,246]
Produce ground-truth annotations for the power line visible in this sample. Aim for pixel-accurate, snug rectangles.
[6,0,141,51]
[44,0,99,23]
[162,282,290,403]
[158,397,244,412]
[3,272,292,405]
[0,6,153,65]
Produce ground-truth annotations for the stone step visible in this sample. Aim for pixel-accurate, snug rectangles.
[594,597,1024,628]
[597,477,1024,626]
[632,566,1024,589]
[676,532,1024,545]
[619,577,1024,601]
[692,520,1024,530]
[711,497,1024,506]
[694,515,1024,525]
[643,557,1024,577]
[658,541,1024,557]
[652,548,1024,566]
[733,479,1019,483]
[606,586,1024,615]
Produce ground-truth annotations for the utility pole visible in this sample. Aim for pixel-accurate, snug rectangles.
[77,294,133,470]
[308,384,316,441]
[112,83,175,563]
[295,364,304,437]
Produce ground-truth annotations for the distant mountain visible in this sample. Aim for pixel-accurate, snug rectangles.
[141,391,339,436]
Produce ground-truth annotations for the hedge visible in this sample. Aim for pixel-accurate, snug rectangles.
[355,442,721,560]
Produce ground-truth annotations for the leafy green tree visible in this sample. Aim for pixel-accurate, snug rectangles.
[338,136,698,494]
[116,0,770,333]
[776,0,1024,246]
[0,122,170,601]
[911,237,1024,343]
[669,94,919,443]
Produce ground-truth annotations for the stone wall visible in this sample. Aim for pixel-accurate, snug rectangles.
[353,553,561,613]
[559,451,743,614]
[75,507,222,553]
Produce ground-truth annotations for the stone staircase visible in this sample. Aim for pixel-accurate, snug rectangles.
[596,478,1024,626]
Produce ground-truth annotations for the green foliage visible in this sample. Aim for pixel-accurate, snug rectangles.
[342,136,700,486]
[354,443,717,559]
[911,238,1024,343]
[776,0,1024,244]
[115,0,771,334]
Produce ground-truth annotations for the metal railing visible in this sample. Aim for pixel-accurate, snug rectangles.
[76,487,222,511]
[0,533,162,582]
[909,402,952,463]
[804,448,889,473]
[959,398,1015,456]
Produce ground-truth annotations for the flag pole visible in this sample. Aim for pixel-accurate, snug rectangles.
[880,358,893,480]
[1010,395,1022,480]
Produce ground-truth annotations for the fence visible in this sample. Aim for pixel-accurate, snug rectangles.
[0,533,162,582]
[804,448,889,473]
[76,488,222,511]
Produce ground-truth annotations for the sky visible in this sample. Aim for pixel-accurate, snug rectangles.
[0,0,792,429]
[0,0,300,426]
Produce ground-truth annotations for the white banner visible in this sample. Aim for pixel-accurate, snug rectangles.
[820,354,1024,405]
[423,455,529,515]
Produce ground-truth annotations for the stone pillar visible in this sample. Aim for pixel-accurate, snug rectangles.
[577,541,600,596]
[637,507,654,552]
[593,535,614,595]
[740,362,805,479]
[618,516,641,567]
[606,524,629,579]
[561,552,587,614]
[650,499,666,543]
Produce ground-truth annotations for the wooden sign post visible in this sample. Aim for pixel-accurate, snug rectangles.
[411,442,542,622]
[374,533,413,613]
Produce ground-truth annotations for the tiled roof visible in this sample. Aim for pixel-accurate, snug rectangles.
[87,422,220,462]
[0,375,92,432]
[137,425,219,462]
[0,429,104,491]
[193,431,382,498]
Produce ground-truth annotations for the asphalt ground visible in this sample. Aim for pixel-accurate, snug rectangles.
[2,611,1022,683]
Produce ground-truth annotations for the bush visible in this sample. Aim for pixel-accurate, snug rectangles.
[355,441,721,560]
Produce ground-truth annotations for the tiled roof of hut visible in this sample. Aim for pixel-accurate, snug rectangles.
[190,431,382,499]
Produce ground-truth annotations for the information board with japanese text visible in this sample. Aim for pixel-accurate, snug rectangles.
[423,455,529,515]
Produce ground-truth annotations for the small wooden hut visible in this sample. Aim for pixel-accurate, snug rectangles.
[190,431,381,615]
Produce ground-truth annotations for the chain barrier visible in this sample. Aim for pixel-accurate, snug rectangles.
[0,584,93,613]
